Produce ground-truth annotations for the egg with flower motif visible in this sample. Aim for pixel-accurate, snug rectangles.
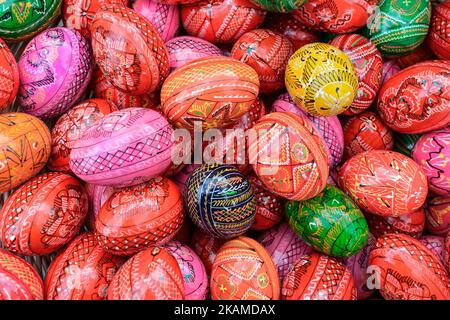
[426,195,450,236]
[0,38,19,111]
[364,208,425,238]
[427,0,450,59]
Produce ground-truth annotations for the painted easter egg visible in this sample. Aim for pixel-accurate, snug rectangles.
[18,27,93,119]
[342,111,394,160]
[426,195,450,236]
[0,0,62,42]
[419,235,446,265]
[45,232,124,300]
[282,252,357,300]
[445,232,450,272]
[377,61,450,134]
[165,241,208,300]
[0,249,44,300]
[0,113,51,193]
[70,108,174,187]
[286,184,369,257]
[394,133,421,157]
[396,45,435,68]
[370,233,450,300]
[258,223,312,281]
[412,129,450,195]
[210,236,280,300]
[95,177,184,256]
[249,111,329,200]
[108,247,184,300]
[231,29,293,93]
[250,0,306,12]
[362,0,431,57]
[85,183,116,230]
[330,34,383,116]
[364,208,425,238]
[285,43,358,116]
[191,229,226,273]
[184,164,256,238]
[49,99,117,172]
[91,5,170,95]
[0,38,19,111]
[428,1,450,59]
[380,59,401,85]
[0,172,88,256]
[161,57,259,130]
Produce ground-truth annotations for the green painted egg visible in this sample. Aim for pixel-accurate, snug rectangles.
[285,184,369,258]
[393,133,422,157]
[250,0,306,12]
[0,0,62,42]
[362,0,431,57]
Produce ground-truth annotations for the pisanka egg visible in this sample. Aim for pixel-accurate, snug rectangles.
[48,99,117,172]
[165,241,208,300]
[0,172,88,256]
[95,177,184,256]
[0,249,44,300]
[210,236,280,300]
[250,0,306,12]
[428,1,450,59]
[0,38,19,111]
[338,150,428,217]
[393,133,422,157]
[369,233,450,300]
[282,252,357,300]
[396,46,435,69]
[45,232,124,300]
[426,195,450,236]
[419,235,446,265]
[0,113,51,193]
[190,229,226,273]
[17,27,93,119]
[91,5,170,95]
[377,61,450,134]
[364,208,425,238]
[108,247,184,300]
[181,0,266,44]
[445,232,450,272]
[70,108,174,187]
[84,183,116,230]
[380,59,401,85]
[412,129,450,195]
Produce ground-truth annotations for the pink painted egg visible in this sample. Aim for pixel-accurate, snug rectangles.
[419,235,446,265]
[445,232,450,273]
[426,195,450,236]
[70,108,174,187]
[380,59,401,85]
[18,27,93,119]
[84,183,116,230]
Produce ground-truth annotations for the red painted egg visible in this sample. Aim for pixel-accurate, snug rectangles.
[85,183,116,230]
[0,172,88,256]
[377,61,450,134]
[108,246,184,300]
[45,232,124,300]
[427,1,450,60]
[445,232,450,272]
[426,195,450,236]
[0,38,19,111]
[364,208,425,238]
[338,150,428,217]
[419,235,446,265]
[282,252,357,300]
[191,228,226,273]
[369,233,450,300]
[396,46,435,69]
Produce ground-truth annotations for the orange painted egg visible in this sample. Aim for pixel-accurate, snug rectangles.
[210,236,280,300]
[0,172,88,256]
[427,1,450,60]
[426,195,450,236]
[190,228,226,273]
[0,38,19,111]
[365,208,425,238]
[0,113,51,193]
[45,232,124,300]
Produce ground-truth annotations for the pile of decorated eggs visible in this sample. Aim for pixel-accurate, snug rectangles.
[0,0,449,302]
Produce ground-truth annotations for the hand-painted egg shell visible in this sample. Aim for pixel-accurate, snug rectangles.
[362,0,431,57]
[84,183,116,230]
[165,241,208,300]
[258,222,312,281]
[49,99,117,172]
[285,43,358,116]
[330,35,383,116]
[250,0,306,12]
[393,133,421,157]
[286,184,369,257]
[0,172,88,256]
[0,113,51,193]
[293,0,375,34]
[412,129,450,195]
[210,236,280,300]
[282,252,357,300]
[108,247,184,300]
[63,0,128,39]
[18,27,93,119]
[339,150,428,217]
[419,235,446,265]
[0,38,19,111]
[70,108,174,187]
[365,208,425,238]
[445,232,450,273]
[343,111,394,160]
[0,0,62,42]
[249,111,329,200]
[426,195,450,236]
[181,0,266,44]
[184,164,256,238]
[377,61,450,134]
[191,228,226,273]
[45,232,124,300]
[91,5,170,95]
[161,57,259,130]
[396,46,435,69]
[0,249,44,300]
[369,233,450,300]
[380,59,401,85]
[427,1,450,59]
[95,177,184,256]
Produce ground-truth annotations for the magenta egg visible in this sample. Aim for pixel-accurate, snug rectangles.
[381,59,401,85]
[84,183,116,230]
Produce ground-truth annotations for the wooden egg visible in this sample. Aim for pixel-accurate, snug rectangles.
[365,208,425,238]
[190,228,226,273]
[0,38,19,111]
[84,183,116,230]
[426,195,450,236]
[419,235,446,265]
[428,1,450,59]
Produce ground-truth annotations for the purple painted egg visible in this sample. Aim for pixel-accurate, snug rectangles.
[426,195,450,236]
[272,92,344,168]
[419,235,446,265]
[70,108,174,187]
[165,240,208,300]
[17,27,92,119]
